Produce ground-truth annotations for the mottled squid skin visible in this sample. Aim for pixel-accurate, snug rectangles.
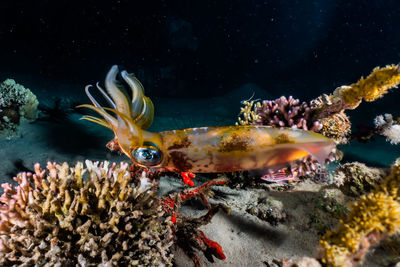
[79,65,335,173]
[160,125,334,173]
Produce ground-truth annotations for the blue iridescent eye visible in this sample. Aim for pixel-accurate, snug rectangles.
[132,146,162,166]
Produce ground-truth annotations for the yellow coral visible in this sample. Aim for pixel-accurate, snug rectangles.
[236,100,261,125]
[334,64,400,109]
[320,158,400,266]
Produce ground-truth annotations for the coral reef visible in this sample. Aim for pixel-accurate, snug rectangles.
[344,113,400,145]
[0,79,38,134]
[320,158,400,267]
[239,64,400,144]
[333,162,390,196]
[236,96,337,181]
[315,112,351,145]
[238,96,322,131]
[236,64,400,182]
[0,161,174,266]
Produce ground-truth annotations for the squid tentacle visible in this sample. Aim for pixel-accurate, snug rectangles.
[95,82,117,109]
[77,104,118,129]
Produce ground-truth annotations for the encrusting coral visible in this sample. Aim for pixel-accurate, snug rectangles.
[0,160,174,266]
[320,158,400,267]
[0,79,38,134]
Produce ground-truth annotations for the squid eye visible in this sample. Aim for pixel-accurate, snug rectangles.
[132,146,162,166]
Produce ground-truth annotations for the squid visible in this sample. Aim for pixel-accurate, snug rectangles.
[79,65,335,176]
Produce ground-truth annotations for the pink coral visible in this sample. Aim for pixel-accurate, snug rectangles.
[254,96,322,131]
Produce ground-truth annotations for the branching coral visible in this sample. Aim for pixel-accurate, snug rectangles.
[0,160,174,266]
[320,158,400,267]
[238,96,322,131]
[236,99,261,126]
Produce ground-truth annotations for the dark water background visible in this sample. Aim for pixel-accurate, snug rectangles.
[1,0,399,98]
[0,0,399,166]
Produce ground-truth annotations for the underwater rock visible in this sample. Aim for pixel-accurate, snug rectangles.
[0,160,174,266]
[246,197,288,226]
[333,161,389,197]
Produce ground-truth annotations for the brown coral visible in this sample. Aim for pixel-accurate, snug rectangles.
[0,160,174,266]
[311,94,352,144]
